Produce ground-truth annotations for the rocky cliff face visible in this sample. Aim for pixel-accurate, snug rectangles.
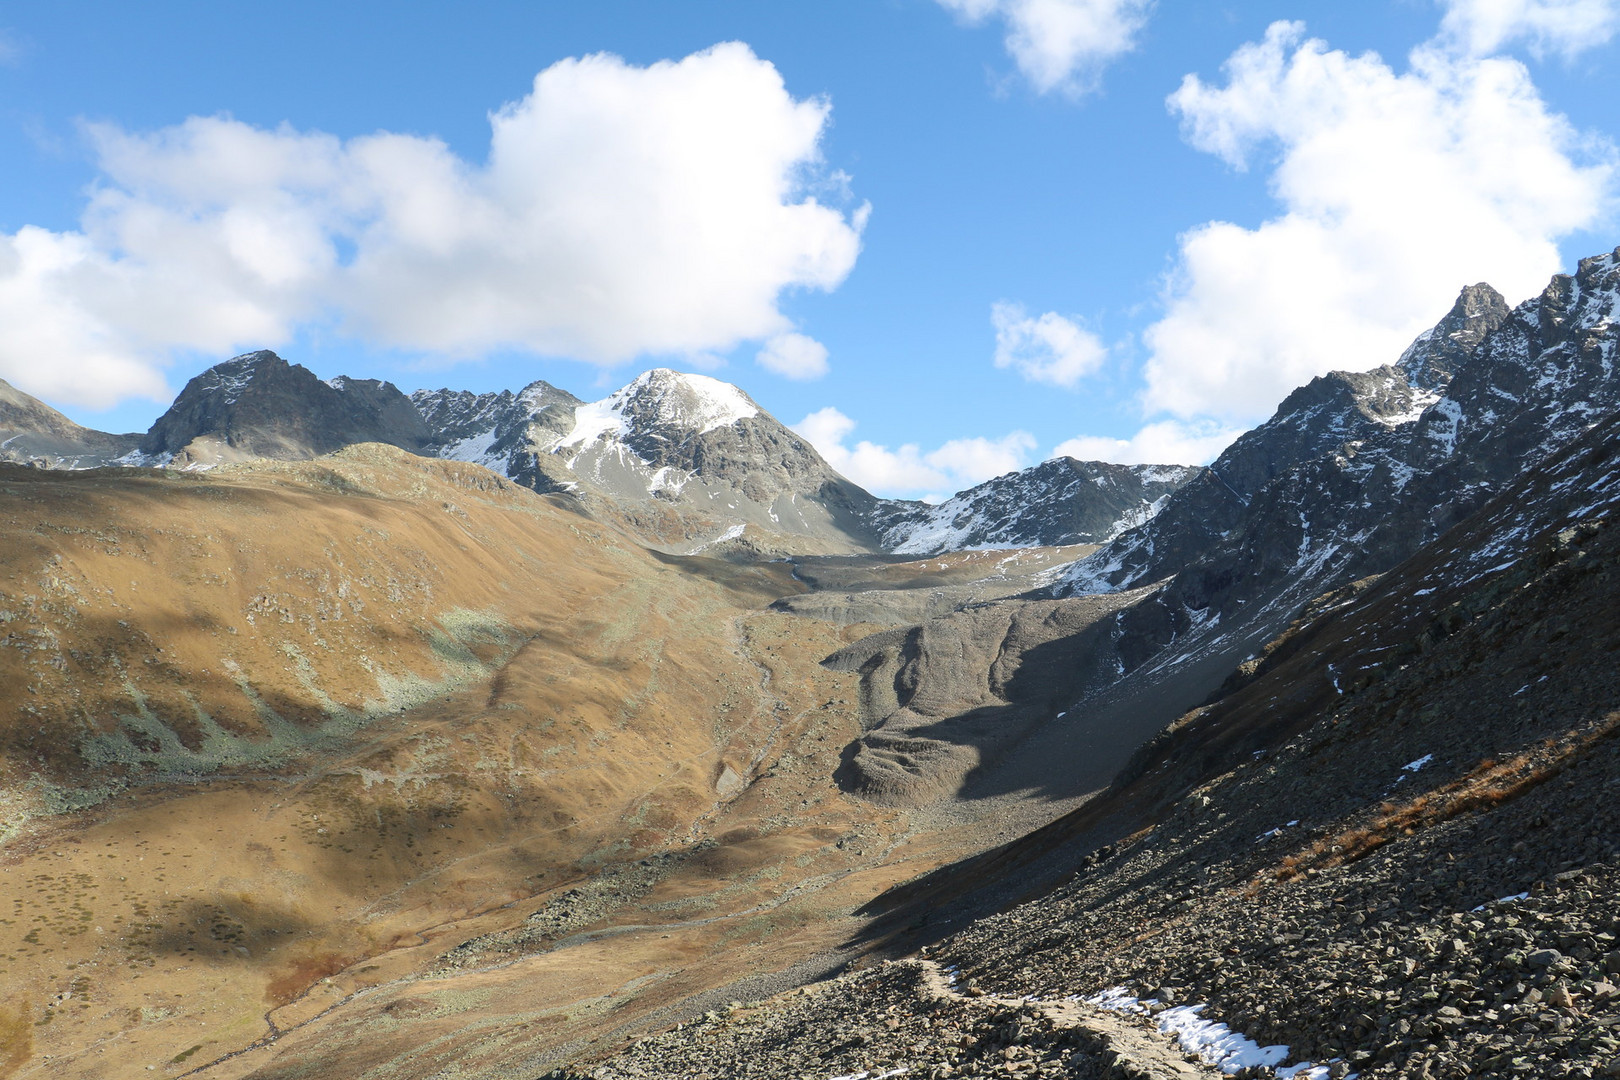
[411,368,883,553]
[1046,259,1614,684]
[556,369,880,541]
[411,381,584,495]
[140,350,430,465]
[868,458,1201,556]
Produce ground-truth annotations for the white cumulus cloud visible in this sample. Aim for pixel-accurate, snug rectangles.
[936,0,1154,96]
[1143,21,1614,425]
[991,301,1106,387]
[794,406,1036,498]
[1437,0,1620,59]
[1052,418,1242,466]
[0,42,867,409]
[755,332,830,380]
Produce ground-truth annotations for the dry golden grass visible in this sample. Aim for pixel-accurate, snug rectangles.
[0,447,1021,1079]
[1270,710,1620,885]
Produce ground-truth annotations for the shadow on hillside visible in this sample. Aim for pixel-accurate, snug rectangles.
[833,610,1254,808]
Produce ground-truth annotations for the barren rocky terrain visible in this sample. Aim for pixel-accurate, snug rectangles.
[6,251,1620,1080]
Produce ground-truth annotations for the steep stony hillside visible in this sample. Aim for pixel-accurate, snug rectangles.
[567,381,1620,1080]
[869,458,1200,556]
[139,350,431,466]
[0,378,140,468]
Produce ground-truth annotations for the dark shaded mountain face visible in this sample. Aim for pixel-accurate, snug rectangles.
[140,350,430,465]
[411,380,585,495]
[823,249,1620,810]
[1053,254,1620,691]
[0,378,140,467]
[868,458,1201,555]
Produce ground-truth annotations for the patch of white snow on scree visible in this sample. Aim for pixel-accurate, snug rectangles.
[1473,891,1530,912]
[1084,989,1350,1078]
[683,524,746,555]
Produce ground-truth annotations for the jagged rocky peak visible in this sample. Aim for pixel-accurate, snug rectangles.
[1203,285,1513,504]
[142,350,430,465]
[411,379,582,450]
[551,368,839,490]
[1397,282,1511,390]
[870,457,1202,556]
[608,367,760,438]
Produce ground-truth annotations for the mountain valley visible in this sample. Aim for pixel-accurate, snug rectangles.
[2,249,1620,1080]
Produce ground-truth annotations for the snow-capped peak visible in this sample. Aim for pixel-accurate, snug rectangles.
[556,369,758,450]
[622,369,759,434]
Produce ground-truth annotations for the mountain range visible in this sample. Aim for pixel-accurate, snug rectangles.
[0,351,1200,559]
[3,246,1620,1080]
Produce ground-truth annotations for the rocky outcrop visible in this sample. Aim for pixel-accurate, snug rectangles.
[1047,260,1617,695]
[140,350,430,465]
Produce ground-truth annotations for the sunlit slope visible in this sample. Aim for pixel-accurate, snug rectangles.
[0,444,942,1079]
[0,444,769,819]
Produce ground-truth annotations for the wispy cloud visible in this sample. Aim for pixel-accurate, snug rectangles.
[991,301,1106,387]
[1053,418,1241,466]
[756,332,830,380]
[936,0,1153,97]
[1436,0,1620,59]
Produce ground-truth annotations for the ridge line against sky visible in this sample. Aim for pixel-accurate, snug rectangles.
[0,0,1616,500]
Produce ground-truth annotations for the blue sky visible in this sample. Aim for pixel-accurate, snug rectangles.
[1,1,1617,498]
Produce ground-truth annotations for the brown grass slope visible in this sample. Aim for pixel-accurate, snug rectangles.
[0,445,1047,1080]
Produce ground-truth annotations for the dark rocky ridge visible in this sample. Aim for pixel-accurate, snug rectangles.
[820,250,1620,813]
[410,380,584,495]
[141,350,430,465]
[1052,255,1618,719]
[869,458,1202,556]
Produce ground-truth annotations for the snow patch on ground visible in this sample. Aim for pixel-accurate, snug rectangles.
[1084,988,1349,1078]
